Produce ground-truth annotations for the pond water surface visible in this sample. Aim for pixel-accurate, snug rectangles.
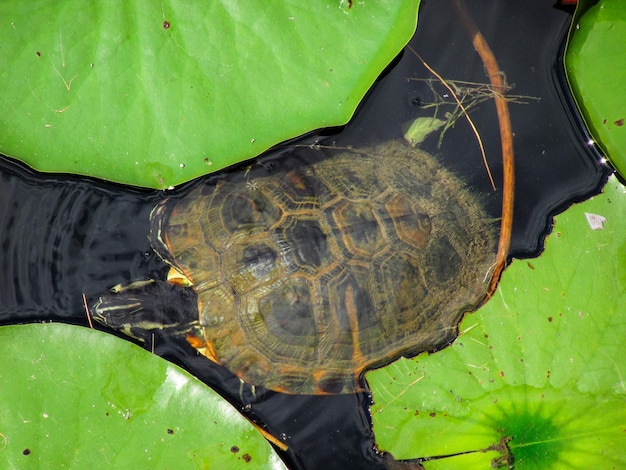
[0,1,610,469]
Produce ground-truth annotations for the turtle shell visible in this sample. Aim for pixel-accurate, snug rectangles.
[151,140,497,394]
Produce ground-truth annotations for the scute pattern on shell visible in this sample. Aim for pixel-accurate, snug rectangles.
[151,140,497,394]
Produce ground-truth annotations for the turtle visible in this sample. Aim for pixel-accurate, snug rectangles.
[92,140,497,395]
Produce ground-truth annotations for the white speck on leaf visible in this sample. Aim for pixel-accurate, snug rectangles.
[584,212,606,230]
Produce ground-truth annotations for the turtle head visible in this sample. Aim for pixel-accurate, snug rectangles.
[91,279,200,344]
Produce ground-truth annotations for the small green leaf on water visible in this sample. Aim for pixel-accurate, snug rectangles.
[403,117,446,146]
[367,175,626,468]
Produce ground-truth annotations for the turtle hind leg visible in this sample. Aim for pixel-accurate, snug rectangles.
[185,329,225,368]
[91,279,199,344]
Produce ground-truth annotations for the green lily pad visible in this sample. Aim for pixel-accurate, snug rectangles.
[0,1,419,189]
[367,175,626,468]
[0,323,285,469]
[565,0,626,178]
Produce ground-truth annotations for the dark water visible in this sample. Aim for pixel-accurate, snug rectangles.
[0,1,610,469]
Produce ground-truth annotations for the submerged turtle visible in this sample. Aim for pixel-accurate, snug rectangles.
[93,140,497,395]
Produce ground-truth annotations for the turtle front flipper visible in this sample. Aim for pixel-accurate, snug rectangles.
[92,279,200,345]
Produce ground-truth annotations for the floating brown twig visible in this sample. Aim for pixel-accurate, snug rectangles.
[452,0,516,295]
[82,293,94,329]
